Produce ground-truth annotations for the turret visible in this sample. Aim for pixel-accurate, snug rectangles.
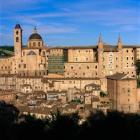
[118,34,122,50]
[97,33,104,78]
[98,33,103,49]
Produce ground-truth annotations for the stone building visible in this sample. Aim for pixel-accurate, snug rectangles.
[0,24,140,112]
[107,73,137,113]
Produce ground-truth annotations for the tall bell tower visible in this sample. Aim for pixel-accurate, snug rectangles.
[14,24,22,74]
[14,24,22,58]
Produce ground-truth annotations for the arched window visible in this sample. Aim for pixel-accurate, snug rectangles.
[33,42,36,47]
[16,31,18,35]
[16,37,19,42]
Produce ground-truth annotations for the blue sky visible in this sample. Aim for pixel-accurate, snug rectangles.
[0,0,140,46]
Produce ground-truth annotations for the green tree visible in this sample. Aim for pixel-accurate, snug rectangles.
[136,60,140,76]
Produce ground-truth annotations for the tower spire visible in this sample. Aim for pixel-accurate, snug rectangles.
[98,33,102,43]
[118,33,122,49]
[118,33,122,43]
[98,33,103,49]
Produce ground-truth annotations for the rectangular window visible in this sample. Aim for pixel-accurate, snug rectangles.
[24,64,26,68]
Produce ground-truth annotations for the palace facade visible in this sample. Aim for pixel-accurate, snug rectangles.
[0,24,140,113]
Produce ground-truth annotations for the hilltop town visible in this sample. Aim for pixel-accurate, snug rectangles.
[0,24,140,118]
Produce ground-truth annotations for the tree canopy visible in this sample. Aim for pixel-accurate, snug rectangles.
[0,101,140,140]
[136,60,140,75]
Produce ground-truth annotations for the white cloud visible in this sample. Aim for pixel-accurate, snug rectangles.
[0,0,139,45]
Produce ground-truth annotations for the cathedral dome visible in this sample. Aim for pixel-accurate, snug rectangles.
[28,27,42,40]
[27,27,44,48]
[29,33,42,40]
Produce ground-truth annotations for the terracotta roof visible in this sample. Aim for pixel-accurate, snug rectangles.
[106,73,136,80]
[17,76,42,78]
[85,83,100,88]
[33,91,45,94]
[21,84,31,88]
[63,103,78,110]
[42,77,100,82]
[51,45,98,49]
[92,96,100,102]
[106,73,127,80]
[19,106,52,115]
[47,90,67,94]
[0,74,16,77]
[47,45,140,51]
[123,45,140,48]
